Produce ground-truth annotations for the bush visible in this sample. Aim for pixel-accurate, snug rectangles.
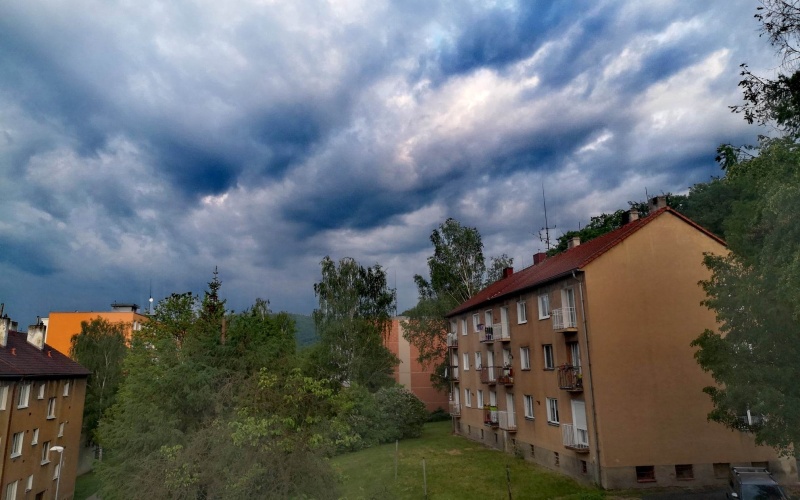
[375,386,428,441]
[427,407,450,422]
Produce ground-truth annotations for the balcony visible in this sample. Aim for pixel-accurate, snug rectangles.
[552,307,578,332]
[480,366,500,385]
[737,413,767,431]
[562,423,589,453]
[446,333,459,349]
[494,322,511,342]
[484,405,499,427]
[557,365,583,392]
[449,401,461,417]
[447,366,459,382]
[480,326,495,343]
[498,410,517,432]
[498,366,514,387]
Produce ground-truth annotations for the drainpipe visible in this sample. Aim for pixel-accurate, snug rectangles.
[573,270,602,487]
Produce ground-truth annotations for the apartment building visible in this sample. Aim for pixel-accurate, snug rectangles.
[45,302,148,357]
[446,200,795,489]
[0,316,90,500]
[385,317,449,412]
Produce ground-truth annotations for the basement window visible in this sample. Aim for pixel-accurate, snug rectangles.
[675,464,694,480]
[554,452,559,467]
[636,465,656,483]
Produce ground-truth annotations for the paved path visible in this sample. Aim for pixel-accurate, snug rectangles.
[642,490,727,500]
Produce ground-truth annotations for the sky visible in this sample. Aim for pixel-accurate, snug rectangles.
[0,0,783,327]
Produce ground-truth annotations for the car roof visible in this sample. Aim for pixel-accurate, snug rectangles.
[732,468,779,485]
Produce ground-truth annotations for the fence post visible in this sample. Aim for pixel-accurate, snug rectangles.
[506,464,513,500]
[394,440,399,480]
[422,457,427,500]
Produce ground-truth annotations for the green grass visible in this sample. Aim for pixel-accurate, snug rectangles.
[331,421,605,500]
[74,471,102,500]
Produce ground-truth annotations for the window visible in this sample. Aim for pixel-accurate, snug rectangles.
[581,460,588,474]
[41,441,51,464]
[475,352,482,370]
[520,347,531,370]
[6,481,17,499]
[450,320,457,335]
[461,318,468,336]
[58,422,65,437]
[464,389,471,408]
[477,390,484,408]
[484,310,493,329]
[462,352,470,371]
[546,398,559,424]
[517,300,527,324]
[636,465,656,482]
[524,395,534,419]
[538,293,550,319]
[675,464,694,480]
[26,474,33,492]
[530,444,535,458]
[554,452,560,466]
[47,398,56,419]
[0,384,7,410]
[54,461,61,479]
[17,383,31,408]
[38,383,46,399]
[63,381,70,397]
[10,432,23,457]
[472,314,480,332]
[543,345,554,370]
[489,390,497,406]
[32,428,39,445]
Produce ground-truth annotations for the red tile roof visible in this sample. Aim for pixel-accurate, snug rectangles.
[447,208,725,317]
[0,330,90,379]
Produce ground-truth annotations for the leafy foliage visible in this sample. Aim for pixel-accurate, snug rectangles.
[374,386,428,441]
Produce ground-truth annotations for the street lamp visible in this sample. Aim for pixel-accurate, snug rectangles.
[49,446,64,500]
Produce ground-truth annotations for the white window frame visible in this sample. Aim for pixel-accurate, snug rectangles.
[450,320,457,335]
[464,388,472,408]
[461,318,468,336]
[538,293,550,320]
[17,383,31,409]
[543,344,554,370]
[47,397,56,419]
[484,310,493,329]
[26,474,33,492]
[64,381,70,397]
[462,352,470,371]
[546,398,559,424]
[0,384,7,410]
[475,352,482,370]
[517,300,527,324]
[524,395,534,419]
[6,480,17,500]
[477,390,484,408]
[31,428,39,446]
[10,432,23,457]
[520,347,531,370]
[38,383,46,399]
[58,422,65,437]
[472,314,480,332]
[41,441,51,464]
[54,461,61,480]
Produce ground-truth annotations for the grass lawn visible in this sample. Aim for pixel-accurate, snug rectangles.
[74,471,102,500]
[331,421,605,500]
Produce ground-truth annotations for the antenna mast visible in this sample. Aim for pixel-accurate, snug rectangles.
[538,183,555,251]
[148,280,154,315]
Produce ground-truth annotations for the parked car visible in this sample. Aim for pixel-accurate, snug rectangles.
[727,467,789,499]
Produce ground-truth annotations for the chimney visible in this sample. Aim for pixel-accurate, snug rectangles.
[502,267,514,279]
[0,316,9,347]
[27,322,46,350]
[533,252,547,265]
[567,236,581,249]
[628,208,639,223]
[648,195,667,213]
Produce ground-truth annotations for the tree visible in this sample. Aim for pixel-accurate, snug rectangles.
[310,256,397,391]
[486,253,514,284]
[69,317,128,444]
[691,136,800,454]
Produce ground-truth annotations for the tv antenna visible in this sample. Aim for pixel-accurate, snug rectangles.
[538,183,556,251]
[148,280,154,315]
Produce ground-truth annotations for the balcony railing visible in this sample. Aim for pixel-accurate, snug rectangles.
[446,333,459,349]
[562,423,589,452]
[480,366,500,385]
[498,366,514,386]
[480,326,495,343]
[552,307,578,331]
[484,405,499,427]
[494,322,511,342]
[498,410,517,432]
[449,401,461,417]
[737,413,767,431]
[557,365,583,392]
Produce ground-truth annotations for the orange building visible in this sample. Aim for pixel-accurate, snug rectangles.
[445,198,796,489]
[0,317,90,500]
[385,318,449,412]
[45,303,148,357]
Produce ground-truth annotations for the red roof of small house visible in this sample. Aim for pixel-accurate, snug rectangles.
[0,330,91,379]
[446,208,725,317]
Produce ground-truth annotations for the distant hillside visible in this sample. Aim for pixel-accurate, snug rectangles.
[289,313,318,347]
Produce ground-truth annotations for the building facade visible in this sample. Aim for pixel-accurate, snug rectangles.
[0,317,90,500]
[446,202,796,489]
[45,302,147,357]
[385,318,449,412]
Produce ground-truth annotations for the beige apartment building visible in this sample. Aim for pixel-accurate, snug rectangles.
[0,316,90,499]
[446,200,795,489]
